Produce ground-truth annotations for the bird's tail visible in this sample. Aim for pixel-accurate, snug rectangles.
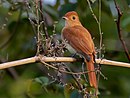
[85,56,97,88]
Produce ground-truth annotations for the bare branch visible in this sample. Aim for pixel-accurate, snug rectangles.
[0,56,130,70]
[114,0,130,62]
[96,59,130,68]
[35,0,45,55]
[0,57,38,69]
[39,0,49,39]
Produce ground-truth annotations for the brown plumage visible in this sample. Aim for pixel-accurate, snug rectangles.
[62,11,97,88]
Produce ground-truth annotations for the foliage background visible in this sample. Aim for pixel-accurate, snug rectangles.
[0,0,130,98]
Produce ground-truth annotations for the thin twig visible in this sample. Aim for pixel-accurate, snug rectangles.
[39,0,49,39]
[40,58,94,75]
[63,64,83,91]
[35,0,45,55]
[86,0,99,24]
[82,62,88,83]
[86,0,103,58]
[98,0,102,58]
[114,0,130,62]
[35,0,40,55]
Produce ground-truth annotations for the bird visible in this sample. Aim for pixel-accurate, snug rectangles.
[61,11,97,89]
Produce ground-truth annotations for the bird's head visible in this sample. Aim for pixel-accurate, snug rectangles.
[62,11,82,27]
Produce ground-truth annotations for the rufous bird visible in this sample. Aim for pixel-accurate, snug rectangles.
[62,11,97,88]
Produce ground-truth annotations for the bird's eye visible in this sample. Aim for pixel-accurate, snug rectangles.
[72,16,76,20]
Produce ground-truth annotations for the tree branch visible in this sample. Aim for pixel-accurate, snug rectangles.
[0,56,130,70]
[0,57,38,69]
[114,0,130,62]
[39,0,49,39]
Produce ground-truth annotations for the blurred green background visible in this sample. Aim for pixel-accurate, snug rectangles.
[0,0,130,98]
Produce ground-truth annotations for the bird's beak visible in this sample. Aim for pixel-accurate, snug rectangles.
[62,16,68,20]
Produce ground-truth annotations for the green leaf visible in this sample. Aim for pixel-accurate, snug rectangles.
[70,90,82,98]
[34,76,49,86]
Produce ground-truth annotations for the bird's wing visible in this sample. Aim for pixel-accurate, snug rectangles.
[62,26,95,56]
